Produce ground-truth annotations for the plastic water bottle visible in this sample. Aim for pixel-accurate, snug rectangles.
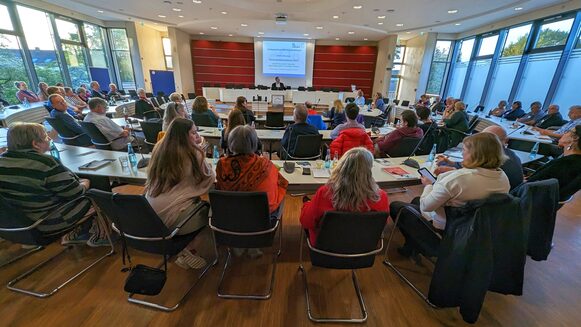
[23,97,29,108]
[428,144,437,162]
[332,151,339,168]
[213,145,220,165]
[217,119,223,131]
[324,149,331,169]
[529,142,539,160]
[49,140,60,160]
[127,143,137,167]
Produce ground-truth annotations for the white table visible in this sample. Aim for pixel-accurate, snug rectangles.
[473,115,553,144]
[0,102,48,127]
[359,108,383,118]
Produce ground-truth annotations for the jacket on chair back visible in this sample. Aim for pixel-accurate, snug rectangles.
[329,128,374,157]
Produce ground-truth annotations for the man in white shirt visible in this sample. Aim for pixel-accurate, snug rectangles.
[84,98,138,151]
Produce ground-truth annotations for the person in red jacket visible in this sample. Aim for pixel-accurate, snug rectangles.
[374,109,423,156]
[300,147,389,245]
[330,127,374,157]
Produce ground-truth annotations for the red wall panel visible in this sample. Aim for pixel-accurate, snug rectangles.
[191,40,255,95]
[313,45,377,96]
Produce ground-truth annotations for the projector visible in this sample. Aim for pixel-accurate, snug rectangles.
[275,13,287,25]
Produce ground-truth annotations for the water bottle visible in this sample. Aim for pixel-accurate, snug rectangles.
[49,140,60,160]
[529,142,539,160]
[217,119,223,131]
[428,144,437,162]
[23,97,29,108]
[324,149,331,169]
[127,143,137,167]
[213,145,220,165]
[332,151,339,168]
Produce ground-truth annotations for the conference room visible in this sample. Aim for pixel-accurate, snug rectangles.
[0,0,580,325]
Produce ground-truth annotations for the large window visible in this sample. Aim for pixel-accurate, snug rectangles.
[162,37,172,70]
[56,18,89,87]
[389,45,406,99]
[534,18,575,49]
[83,24,108,68]
[447,38,474,98]
[110,28,136,90]
[0,3,30,104]
[426,40,453,95]
[463,34,499,107]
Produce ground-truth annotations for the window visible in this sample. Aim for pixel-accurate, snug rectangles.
[83,24,108,68]
[502,24,532,57]
[463,35,499,106]
[456,38,475,63]
[56,18,89,87]
[389,45,406,99]
[55,18,81,42]
[110,28,136,90]
[0,4,14,31]
[534,18,574,49]
[447,38,474,98]
[0,34,30,104]
[477,34,499,57]
[426,40,453,95]
[553,40,581,112]
[17,5,64,86]
[162,37,172,69]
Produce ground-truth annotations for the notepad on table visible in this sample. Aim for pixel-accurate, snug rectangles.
[312,168,330,178]
[383,167,412,177]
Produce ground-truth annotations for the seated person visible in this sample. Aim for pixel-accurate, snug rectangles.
[89,81,108,100]
[527,126,581,201]
[390,132,510,257]
[372,92,385,110]
[37,82,49,101]
[84,98,140,151]
[441,97,457,118]
[443,101,469,147]
[416,106,435,133]
[354,90,365,106]
[46,86,82,118]
[191,96,220,127]
[328,99,346,129]
[517,101,544,125]
[489,100,507,117]
[234,96,255,125]
[14,81,40,103]
[64,87,88,110]
[77,87,89,102]
[330,103,365,139]
[0,122,106,245]
[305,101,317,115]
[271,76,285,90]
[429,96,443,113]
[163,102,187,131]
[217,125,287,218]
[168,92,183,105]
[435,126,523,190]
[300,147,389,245]
[135,88,161,120]
[416,94,430,107]
[280,104,319,158]
[145,118,213,269]
[107,83,122,101]
[330,124,373,158]
[0,97,9,106]
[502,101,525,121]
[535,104,565,129]
[534,105,581,140]
[220,109,262,154]
[48,94,92,146]
[374,109,423,156]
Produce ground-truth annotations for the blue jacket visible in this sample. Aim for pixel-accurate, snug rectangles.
[50,109,85,135]
[502,108,525,121]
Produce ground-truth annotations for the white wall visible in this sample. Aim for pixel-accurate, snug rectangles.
[168,27,195,95]
[372,35,398,97]
[253,38,316,88]
[134,24,168,92]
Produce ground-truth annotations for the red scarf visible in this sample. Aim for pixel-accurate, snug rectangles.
[216,154,271,191]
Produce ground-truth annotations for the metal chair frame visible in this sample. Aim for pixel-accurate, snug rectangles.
[209,218,282,300]
[1,196,115,298]
[0,245,43,269]
[298,230,384,323]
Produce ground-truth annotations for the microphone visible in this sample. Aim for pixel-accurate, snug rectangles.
[402,119,438,169]
[507,124,525,137]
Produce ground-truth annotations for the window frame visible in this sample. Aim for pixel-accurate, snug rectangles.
[161,36,173,70]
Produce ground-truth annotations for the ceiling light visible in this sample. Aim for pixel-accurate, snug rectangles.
[178,15,184,18]
[455,23,461,26]
[332,15,339,19]
[221,11,228,14]
[308,37,312,40]
[378,15,386,19]
[258,32,264,35]
[97,10,104,13]
[228,34,233,36]
[241,23,248,27]
[304,33,309,36]
[396,23,404,27]
[406,32,411,34]
[210,26,218,29]
[348,31,355,34]
[172,8,182,12]
[257,35,261,38]
[192,0,202,3]
[353,5,362,9]
[514,7,523,11]
[199,32,204,34]
[448,9,458,14]
[316,26,323,30]
[378,22,384,25]
[158,15,166,18]
[335,37,340,40]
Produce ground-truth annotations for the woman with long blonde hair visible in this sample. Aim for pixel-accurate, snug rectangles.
[328,99,346,128]
[300,147,389,244]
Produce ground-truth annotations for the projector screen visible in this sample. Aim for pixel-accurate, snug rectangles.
[262,40,307,77]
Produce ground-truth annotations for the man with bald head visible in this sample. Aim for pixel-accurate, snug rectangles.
[534,104,565,129]
[280,104,319,159]
[48,94,92,146]
[434,125,523,189]
[535,105,581,140]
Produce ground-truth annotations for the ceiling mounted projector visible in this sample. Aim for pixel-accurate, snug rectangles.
[275,13,288,25]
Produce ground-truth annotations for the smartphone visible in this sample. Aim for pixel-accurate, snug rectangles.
[417,168,436,184]
[302,167,312,175]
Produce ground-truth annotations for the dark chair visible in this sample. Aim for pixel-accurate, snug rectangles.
[139,121,162,147]
[145,92,154,98]
[385,137,421,157]
[150,97,160,107]
[298,211,387,323]
[142,109,162,120]
[214,83,222,88]
[187,93,196,100]
[383,98,389,104]
[364,99,372,106]
[264,112,285,129]
[45,117,92,146]
[0,194,114,298]
[307,87,315,91]
[128,90,138,100]
[345,97,355,103]
[118,90,126,96]
[286,86,292,90]
[155,96,166,105]
[298,86,306,91]
[281,134,323,160]
[80,121,113,150]
[226,84,235,89]
[393,100,400,105]
[192,114,217,127]
[86,189,215,311]
[371,104,392,127]
[208,190,282,300]
[400,100,410,107]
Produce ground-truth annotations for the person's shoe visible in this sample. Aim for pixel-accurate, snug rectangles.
[86,234,113,247]
[231,248,246,257]
[247,248,263,259]
[175,249,207,270]
[61,228,91,245]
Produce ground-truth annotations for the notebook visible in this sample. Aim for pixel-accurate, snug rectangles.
[312,168,330,178]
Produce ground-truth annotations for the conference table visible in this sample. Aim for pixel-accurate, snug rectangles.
[203,87,357,107]
[0,102,48,127]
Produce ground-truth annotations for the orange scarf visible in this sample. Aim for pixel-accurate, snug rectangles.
[216,154,272,191]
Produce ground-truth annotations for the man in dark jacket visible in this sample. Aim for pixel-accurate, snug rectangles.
[535,104,566,129]
[502,101,525,121]
[48,94,92,146]
[89,81,108,100]
[280,104,319,158]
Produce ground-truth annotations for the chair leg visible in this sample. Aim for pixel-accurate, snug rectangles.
[6,213,115,298]
[0,245,43,269]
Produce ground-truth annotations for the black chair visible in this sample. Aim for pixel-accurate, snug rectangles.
[80,121,113,150]
[143,109,162,120]
[400,100,410,107]
[45,117,92,146]
[281,134,323,160]
[208,190,282,300]
[118,90,126,96]
[383,98,389,104]
[192,114,217,127]
[393,99,400,105]
[187,93,196,99]
[86,189,215,311]
[298,211,387,323]
[345,97,355,103]
[150,97,160,107]
[264,112,285,129]
[364,99,373,106]
[371,104,392,127]
[127,90,138,100]
[145,92,154,98]
[0,194,114,298]
[155,95,166,105]
[307,87,315,91]
[139,121,162,147]
[298,86,306,91]
[385,137,421,157]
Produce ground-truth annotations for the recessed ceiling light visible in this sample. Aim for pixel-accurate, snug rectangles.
[353,5,362,9]
[448,9,458,14]
[97,10,103,13]
[308,37,312,40]
[158,15,166,18]
[172,8,182,12]
[396,23,404,27]
[178,15,184,18]
[406,31,411,34]
[316,26,323,30]
[378,15,386,19]
[335,37,340,40]
[240,23,248,27]
[210,26,218,29]
[257,35,261,38]
[304,33,309,36]
[455,23,461,26]
[364,38,368,40]
[514,7,523,11]
[199,32,204,34]
[332,15,339,19]
[378,22,384,25]
[228,34,233,36]
[192,0,202,3]
[348,31,355,34]
[221,11,227,14]
[258,32,264,35]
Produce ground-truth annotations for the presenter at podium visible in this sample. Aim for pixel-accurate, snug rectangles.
[271,77,286,90]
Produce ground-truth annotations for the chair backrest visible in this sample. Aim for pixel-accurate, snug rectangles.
[401,100,410,107]
[150,97,160,107]
[209,190,274,248]
[364,99,373,105]
[192,113,217,127]
[118,90,126,95]
[344,97,355,103]
[187,93,196,99]
[0,194,44,245]
[383,98,389,104]
[128,90,138,99]
[292,134,322,159]
[156,96,166,105]
[311,211,387,269]
[139,121,162,146]
[265,111,285,128]
[386,137,421,157]
[393,99,400,105]
[145,92,154,98]
[45,117,82,139]
[80,121,112,149]
[298,86,306,91]
[467,115,480,133]
[306,115,327,130]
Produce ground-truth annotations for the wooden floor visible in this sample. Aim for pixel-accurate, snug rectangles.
[0,187,579,327]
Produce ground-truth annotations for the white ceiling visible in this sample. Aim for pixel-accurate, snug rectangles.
[44,0,570,40]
